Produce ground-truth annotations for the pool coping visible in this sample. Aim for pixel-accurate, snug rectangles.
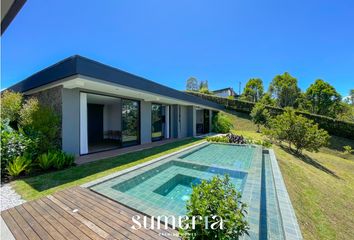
[268,149,303,240]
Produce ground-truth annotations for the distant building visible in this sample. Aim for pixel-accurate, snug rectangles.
[212,87,237,98]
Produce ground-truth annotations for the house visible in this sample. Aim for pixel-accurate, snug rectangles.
[7,55,223,155]
[212,87,237,98]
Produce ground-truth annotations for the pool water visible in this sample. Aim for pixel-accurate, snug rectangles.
[180,143,255,170]
[102,160,246,216]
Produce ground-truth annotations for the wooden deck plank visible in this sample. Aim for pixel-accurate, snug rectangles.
[29,200,79,240]
[52,193,125,240]
[1,210,29,240]
[1,187,179,240]
[45,196,112,240]
[78,187,178,239]
[7,208,41,240]
[40,197,104,240]
[68,188,176,239]
[21,202,66,240]
[64,188,154,240]
[15,205,55,240]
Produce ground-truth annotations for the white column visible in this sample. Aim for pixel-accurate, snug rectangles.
[165,105,170,139]
[80,92,88,154]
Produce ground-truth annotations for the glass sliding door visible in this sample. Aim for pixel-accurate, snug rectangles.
[151,104,164,141]
[122,99,140,146]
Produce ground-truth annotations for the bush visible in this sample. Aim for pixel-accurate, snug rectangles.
[206,135,229,143]
[21,106,60,153]
[250,102,270,132]
[37,152,54,170]
[265,108,330,153]
[212,113,233,133]
[6,155,32,177]
[0,90,23,125]
[1,120,35,177]
[49,151,75,170]
[226,133,247,144]
[180,175,249,239]
[343,145,353,154]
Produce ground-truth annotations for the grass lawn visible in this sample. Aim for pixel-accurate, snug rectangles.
[12,138,203,201]
[227,111,354,240]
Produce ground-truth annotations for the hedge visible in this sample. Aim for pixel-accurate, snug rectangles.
[187,91,354,140]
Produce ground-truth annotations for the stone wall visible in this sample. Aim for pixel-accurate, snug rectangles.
[27,86,63,147]
[28,86,63,117]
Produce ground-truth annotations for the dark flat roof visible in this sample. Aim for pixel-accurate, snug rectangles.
[1,0,26,35]
[7,55,224,110]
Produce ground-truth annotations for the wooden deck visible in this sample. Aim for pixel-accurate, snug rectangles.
[1,187,179,240]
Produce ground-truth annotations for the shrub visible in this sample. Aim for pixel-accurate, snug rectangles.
[343,145,353,154]
[265,108,330,153]
[6,155,32,177]
[212,113,233,133]
[19,97,40,127]
[1,120,34,177]
[206,135,229,143]
[37,152,54,170]
[180,175,249,239]
[49,151,75,170]
[250,102,270,132]
[0,90,23,124]
[226,133,247,144]
[21,106,60,153]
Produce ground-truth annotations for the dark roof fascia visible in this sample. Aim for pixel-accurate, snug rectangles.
[7,55,224,110]
[1,0,26,35]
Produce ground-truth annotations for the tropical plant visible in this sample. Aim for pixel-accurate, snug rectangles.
[241,78,264,102]
[212,113,233,133]
[206,135,229,143]
[250,102,270,132]
[180,175,249,239]
[37,152,54,170]
[6,155,32,177]
[1,120,34,177]
[269,72,301,108]
[265,108,330,154]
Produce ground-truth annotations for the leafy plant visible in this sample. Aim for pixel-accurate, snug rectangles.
[265,108,330,154]
[38,152,54,170]
[0,90,23,125]
[6,155,32,177]
[180,175,249,239]
[1,120,34,177]
[21,106,60,153]
[206,135,229,143]
[212,113,233,133]
[226,133,247,144]
[343,145,353,154]
[250,102,270,132]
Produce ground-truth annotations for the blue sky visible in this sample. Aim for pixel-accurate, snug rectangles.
[1,0,354,96]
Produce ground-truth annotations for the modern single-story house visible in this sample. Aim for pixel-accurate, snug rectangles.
[7,55,224,155]
[212,87,237,98]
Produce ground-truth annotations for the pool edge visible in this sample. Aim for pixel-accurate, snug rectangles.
[268,149,303,240]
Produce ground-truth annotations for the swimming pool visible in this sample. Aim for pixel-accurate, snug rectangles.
[88,142,302,240]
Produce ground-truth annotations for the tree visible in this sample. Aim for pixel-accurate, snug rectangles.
[350,89,354,106]
[180,175,249,239]
[305,79,342,117]
[242,78,264,102]
[250,102,270,132]
[212,112,233,133]
[259,93,275,106]
[269,72,301,108]
[186,77,199,91]
[265,108,329,154]
[199,80,208,90]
